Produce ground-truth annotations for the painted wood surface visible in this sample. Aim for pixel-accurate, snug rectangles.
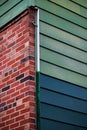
[40,74,87,129]
[0,0,35,27]
[36,0,87,87]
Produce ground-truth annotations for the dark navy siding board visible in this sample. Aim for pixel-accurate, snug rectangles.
[40,74,87,129]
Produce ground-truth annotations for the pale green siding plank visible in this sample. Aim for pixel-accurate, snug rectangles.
[40,9,87,40]
[40,22,87,52]
[0,0,22,17]
[40,47,87,76]
[41,61,87,88]
[71,0,87,8]
[36,0,87,28]
[40,35,87,64]
[49,0,87,18]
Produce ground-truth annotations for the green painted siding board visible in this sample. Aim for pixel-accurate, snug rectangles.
[71,0,87,8]
[40,47,87,76]
[0,0,7,6]
[40,35,87,64]
[36,0,87,28]
[41,61,87,87]
[40,9,87,40]
[49,0,87,18]
[40,22,87,52]
[0,0,35,27]
[0,0,22,17]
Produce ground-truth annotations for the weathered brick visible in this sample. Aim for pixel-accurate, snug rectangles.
[0,8,36,130]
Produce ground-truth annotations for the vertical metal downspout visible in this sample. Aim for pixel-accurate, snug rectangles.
[35,7,40,130]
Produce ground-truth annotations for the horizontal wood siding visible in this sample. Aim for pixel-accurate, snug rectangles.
[35,0,87,87]
[36,0,87,129]
[40,74,87,129]
[0,0,35,28]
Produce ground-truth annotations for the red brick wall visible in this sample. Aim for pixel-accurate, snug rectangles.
[0,8,36,130]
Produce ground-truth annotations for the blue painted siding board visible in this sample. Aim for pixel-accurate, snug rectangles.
[40,74,87,101]
[41,118,87,130]
[40,74,87,129]
[40,88,87,114]
[40,103,87,127]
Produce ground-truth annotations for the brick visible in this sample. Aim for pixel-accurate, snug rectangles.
[15,126,24,130]
[20,66,29,73]
[2,85,10,92]
[11,111,19,118]
[2,76,10,82]
[11,71,19,78]
[7,98,14,104]
[0,102,6,107]
[16,93,24,100]
[12,62,19,68]
[20,86,29,93]
[7,59,15,66]
[20,108,30,114]
[16,84,24,91]
[7,78,15,85]
[16,73,24,80]
[11,81,19,88]
[10,122,19,129]
[0,8,36,130]
[20,119,30,125]
[2,95,10,102]
[11,91,19,97]
[16,44,25,52]
[23,97,30,103]
[6,119,14,125]
[2,115,10,121]
[20,75,34,83]
[7,88,15,94]
[16,54,24,61]
[0,122,5,127]
[1,126,9,130]
[7,108,14,114]
[15,115,24,121]
[16,104,24,111]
